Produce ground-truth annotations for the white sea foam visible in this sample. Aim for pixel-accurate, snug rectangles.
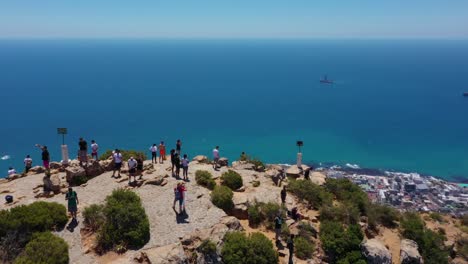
[1,155,10,160]
[345,163,360,169]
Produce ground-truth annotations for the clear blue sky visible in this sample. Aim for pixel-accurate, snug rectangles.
[1,0,467,38]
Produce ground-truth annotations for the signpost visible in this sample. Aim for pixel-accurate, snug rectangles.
[57,128,69,165]
[296,140,303,167]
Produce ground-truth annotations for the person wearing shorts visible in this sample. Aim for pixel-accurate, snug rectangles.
[91,140,99,160]
[78,138,88,166]
[149,144,158,164]
[182,154,189,181]
[212,146,220,170]
[128,156,138,184]
[174,153,181,178]
[159,141,166,163]
[112,149,123,178]
[65,187,79,220]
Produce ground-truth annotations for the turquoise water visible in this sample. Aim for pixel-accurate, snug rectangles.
[0,39,467,181]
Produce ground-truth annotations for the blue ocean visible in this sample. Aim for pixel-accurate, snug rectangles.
[1,39,467,182]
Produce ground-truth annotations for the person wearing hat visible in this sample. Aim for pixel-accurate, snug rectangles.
[128,156,138,184]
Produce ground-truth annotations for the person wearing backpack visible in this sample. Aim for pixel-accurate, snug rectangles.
[65,187,79,220]
[24,155,33,173]
[274,213,283,242]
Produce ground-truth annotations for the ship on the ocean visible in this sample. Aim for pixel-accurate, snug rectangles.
[320,75,333,84]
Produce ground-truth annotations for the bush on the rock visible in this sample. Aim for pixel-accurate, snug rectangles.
[211,186,234,211]
[247,202,284,229]
[195,170,216,190]
[99,149,147,161]
[97,189,150,252]
[294,236,314,260]
[14,232,69,264]
[221,170,243,190]
[319,221,365,263]
[83,204,106,232]
[222,231,278,264]
[198,239,217,255]
[288,179,332,209]
[367,203,399,230]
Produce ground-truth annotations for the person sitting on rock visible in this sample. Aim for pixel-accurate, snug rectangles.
[24,155,33,173]
[8,167,16,176]
[128,156,138,184]
[291,207,301,221]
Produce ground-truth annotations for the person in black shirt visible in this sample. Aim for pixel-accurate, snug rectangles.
[176,139,182,154]
[281,186,287,204]
[78,138,88,167]
[35,144,50,171]
[304,168,311,180]
[287,234,295,264]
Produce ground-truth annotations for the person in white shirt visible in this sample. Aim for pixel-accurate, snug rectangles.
[91,140,99,160]
[8,167,16,176]
[112,149,123,178]
[212,146,220,170]
[24,155,33,173]
[149,144,158,164]
[128,156,138,184]
[181,154,189,181]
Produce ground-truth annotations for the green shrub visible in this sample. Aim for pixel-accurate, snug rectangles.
[456,236,468,260]
[320,204,360,225]
[211,186,234,211]
[367,204,399,230]
[288,179,332,209]
[429,212,444,222]
[320,221,365,263]
[83,204,106,232]
[247,202,284,229]
[198,239,217,255]
[324,179,369,215]
[14,232,69,264]
[294,236,314,260]
[400,212,449,264]
[221,231,278,264]
[221,170,243,190]
[248,205,262,227]
[97,189,150,251]
[99,149,147,161]
[195,170,216,190]
[297,221,317,241]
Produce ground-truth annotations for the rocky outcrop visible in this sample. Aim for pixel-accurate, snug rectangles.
[145,176,168,186]
[28,166,45,174]
[193,155,209,164]
[217,158,229,167]
[6,173,22,180]
[310,172,326,185]
[143,243,188,264]
[65,166,86,183]
[232,161,255,171]
[400,239,423,264]
[43,174,61,193]
[99,159,114,171]
[361,238,392,264]
[286,165,309,178]
[49,162,63,170]
[232,193,249,219]
[84,160,104,177]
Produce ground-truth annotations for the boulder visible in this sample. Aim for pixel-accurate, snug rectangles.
[310,172,327,185]
[400,239,423,264]
[217,158,229,167]
[143,243,187,264]
[232,193,249,219]
[232,161,255,171]
[286,165,309,178]
[68,159,80,167]
[99,160,114,171]
[84,160,104,177]
[193,155,209,164]
[43,174,61,194]
[144,176,166,186]
[7,173,22,181]
[28,166,45,174]
[65,166,86,183]
[361,238,392,264]
[49,162,62,170]
[143,163,154,171]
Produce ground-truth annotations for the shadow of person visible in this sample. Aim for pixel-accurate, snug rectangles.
[66,218,79,232]
[175,209,190,224]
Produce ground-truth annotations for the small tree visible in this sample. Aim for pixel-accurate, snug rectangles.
[14,232,69,264]
[221,170,243,190]
[195,170,216,190]
[294,236,314,260]
[222,231,278,264]
[211,186,234,211]
[83,204,106,232]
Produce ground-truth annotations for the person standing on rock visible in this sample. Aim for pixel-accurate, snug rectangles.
[212,146,220,170]
[159,141,166,163]
[174,153,181,178]
[287,234,295,264]
[173,182,184,213]
[24,155,33,173]
[178,182,187,213]
[274,213,283,242]
[149,144,158,164]
[304,168,311,181]
[78,138,88,167]
[112,149,123,178]
[176,139,182,155]
[128,156,138,184]
[281,186,287,204]
[91,140,99,160]
[136,154,144,180]
[170,149,176,176]
[35,144,50,171]
[65,187,79,220]
[182,154,189,181]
